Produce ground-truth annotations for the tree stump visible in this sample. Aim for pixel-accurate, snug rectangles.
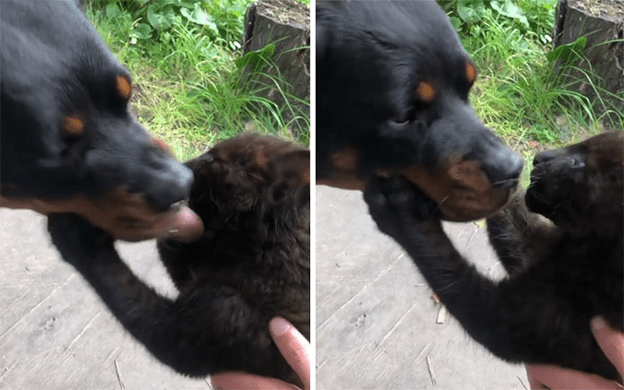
[553,0,624,121]
[242,0,310,137]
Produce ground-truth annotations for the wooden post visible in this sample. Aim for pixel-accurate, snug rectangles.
[242,0,310,137]
[553,0,624,120]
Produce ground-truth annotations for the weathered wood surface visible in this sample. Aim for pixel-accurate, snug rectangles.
[553,0,624,116]
[242,0,310,136]
[0,209,211,389]
[316,186,528,389]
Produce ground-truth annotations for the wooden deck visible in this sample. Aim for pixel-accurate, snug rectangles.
[3,187,529,389]
[0,209,210,389]
[316,186,528,389]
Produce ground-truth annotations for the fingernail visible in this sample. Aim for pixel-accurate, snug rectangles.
[591,316,606,330]
[270,317,293,337]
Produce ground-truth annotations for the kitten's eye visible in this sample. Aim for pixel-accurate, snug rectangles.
[569,156,585,169]
[199,153,214,163]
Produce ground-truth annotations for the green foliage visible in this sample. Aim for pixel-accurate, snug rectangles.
[92,0,247,51]
[85,0,310,160]
[440,0,556,45]
[545,37,587,62]
[235,44,277,70]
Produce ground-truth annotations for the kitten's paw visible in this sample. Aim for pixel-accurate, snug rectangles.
[364,176,439,237]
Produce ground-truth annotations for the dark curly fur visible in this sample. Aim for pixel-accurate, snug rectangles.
[48,134,310,385]
[364,132,624,381]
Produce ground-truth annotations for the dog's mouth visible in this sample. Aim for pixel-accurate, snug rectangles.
[0,190,204,242]
[111,199,204,242]
[318,147,519,221]
[318,160,517,222]
[79,190,204,242]
[400,159,517,222]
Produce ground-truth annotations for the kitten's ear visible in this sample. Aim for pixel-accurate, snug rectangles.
[271,150,310,188]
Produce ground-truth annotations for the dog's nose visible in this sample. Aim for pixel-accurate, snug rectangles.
[482,147,523,187]
[147,161,194,210]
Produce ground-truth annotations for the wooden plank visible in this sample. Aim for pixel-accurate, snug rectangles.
[0,209,210,389]
[316,186,527,389]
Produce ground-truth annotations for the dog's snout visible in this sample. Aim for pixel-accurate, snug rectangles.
[147,161,194,210]
[482,147,523,187]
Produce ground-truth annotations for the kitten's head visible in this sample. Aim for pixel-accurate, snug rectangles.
[185,133,310,236]
[526,131,623,238]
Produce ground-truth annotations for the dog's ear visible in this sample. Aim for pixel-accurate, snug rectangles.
[271,150,310,188]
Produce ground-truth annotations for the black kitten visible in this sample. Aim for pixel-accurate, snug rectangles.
[48,134,310,385]
[364,132,623,381]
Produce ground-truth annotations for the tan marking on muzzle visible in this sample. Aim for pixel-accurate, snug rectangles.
[1,188,182,242]
[401,158,513,222]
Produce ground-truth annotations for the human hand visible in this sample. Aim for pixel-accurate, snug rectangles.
[526,317,624,389]
[210,317,310,390]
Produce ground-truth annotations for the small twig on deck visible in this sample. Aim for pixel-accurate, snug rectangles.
[517,375,529,390]
[114,359,125,389]
[467,223,479,244]
[436,306,447,324]
[415,343,431,362]
[426,356,437,386]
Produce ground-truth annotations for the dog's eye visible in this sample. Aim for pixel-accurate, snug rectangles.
[392,118,410,126]
[390,110,415,126]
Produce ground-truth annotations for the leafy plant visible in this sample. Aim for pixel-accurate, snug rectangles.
[440,0,556,44]
[85,0,310,160]
[546,36,587,63]
[93,0,247,51]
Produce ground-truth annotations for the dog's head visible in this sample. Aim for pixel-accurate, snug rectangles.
[316,0,522,221]
[527,132,623,238]
[0,0,202,241]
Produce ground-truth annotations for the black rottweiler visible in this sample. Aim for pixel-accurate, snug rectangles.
[1,0,203,241]
[316,0,523,221]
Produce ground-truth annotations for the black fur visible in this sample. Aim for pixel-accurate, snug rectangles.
[48,134,310,385]
[364,132,624,381]
[316,0,522,221]
[1,0,198,242]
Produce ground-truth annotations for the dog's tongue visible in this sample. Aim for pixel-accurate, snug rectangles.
[164,205,204,243]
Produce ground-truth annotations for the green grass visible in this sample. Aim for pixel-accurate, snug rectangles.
[85,0,310,161]
[87,0,622,178]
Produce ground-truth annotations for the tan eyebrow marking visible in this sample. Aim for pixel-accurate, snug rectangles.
[116,74,132,101]
[466,63,477,84]
[62,115,85,136]
[415,81,437,103]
